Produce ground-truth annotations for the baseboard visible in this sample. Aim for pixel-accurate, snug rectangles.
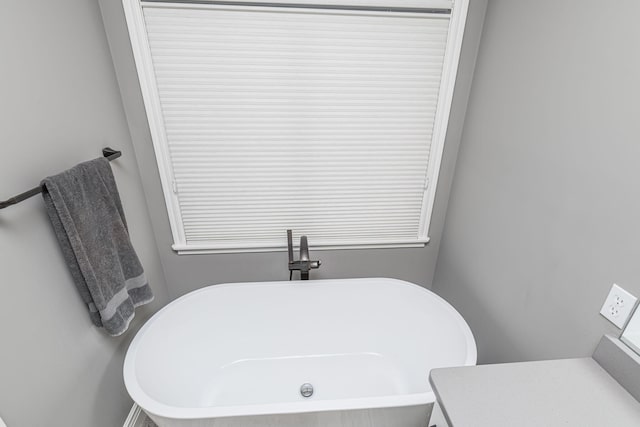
[123,403,143,427]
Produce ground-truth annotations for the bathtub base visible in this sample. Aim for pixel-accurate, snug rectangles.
[145,403,433,427]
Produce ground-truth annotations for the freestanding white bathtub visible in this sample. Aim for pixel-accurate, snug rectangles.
[124,278,476,427]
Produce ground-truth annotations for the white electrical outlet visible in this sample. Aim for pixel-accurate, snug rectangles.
[600,284,638,328]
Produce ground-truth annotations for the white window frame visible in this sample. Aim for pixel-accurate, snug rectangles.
[122,0,469,254]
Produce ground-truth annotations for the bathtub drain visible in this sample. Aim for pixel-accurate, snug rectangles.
[300,383,314,398]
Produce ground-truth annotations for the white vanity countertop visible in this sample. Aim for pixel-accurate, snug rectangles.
[429,357,640,427]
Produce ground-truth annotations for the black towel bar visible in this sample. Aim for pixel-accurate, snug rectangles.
[0,147,122,210]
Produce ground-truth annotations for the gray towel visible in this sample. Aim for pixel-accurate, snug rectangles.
[42,157,153,336]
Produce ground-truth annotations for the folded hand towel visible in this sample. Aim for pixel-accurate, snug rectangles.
[42,157,153,336]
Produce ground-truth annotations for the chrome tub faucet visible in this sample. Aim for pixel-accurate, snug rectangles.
[287,229,321,280]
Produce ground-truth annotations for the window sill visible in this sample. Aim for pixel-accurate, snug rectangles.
[171,238,430,255]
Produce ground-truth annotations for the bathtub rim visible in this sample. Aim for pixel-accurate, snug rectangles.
[124,277,477,420]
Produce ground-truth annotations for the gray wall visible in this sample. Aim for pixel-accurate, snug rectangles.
[100,0,488,299]
[0,1,170,426]
[433,0,640,364]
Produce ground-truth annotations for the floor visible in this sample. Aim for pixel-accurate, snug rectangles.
[140,413,157,427]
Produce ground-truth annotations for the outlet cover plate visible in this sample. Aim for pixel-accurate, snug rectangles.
[600,284,638,329]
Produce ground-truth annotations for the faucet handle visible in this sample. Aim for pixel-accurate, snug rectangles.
[286,229,321,280]
[300,235,309,261]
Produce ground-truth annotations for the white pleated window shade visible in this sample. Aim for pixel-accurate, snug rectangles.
[138,1,456,252]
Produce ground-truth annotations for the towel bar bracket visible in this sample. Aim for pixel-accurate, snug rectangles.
[0,147,122,210]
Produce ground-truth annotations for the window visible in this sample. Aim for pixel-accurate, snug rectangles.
[123,0,469,253]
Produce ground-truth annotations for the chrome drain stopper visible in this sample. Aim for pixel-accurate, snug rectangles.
[300,383,314,398]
